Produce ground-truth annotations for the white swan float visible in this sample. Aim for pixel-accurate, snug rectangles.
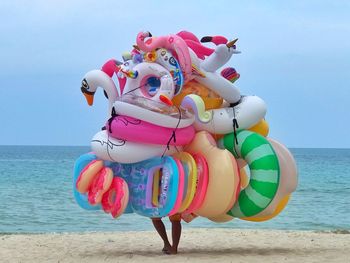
[81,69,119,117]
[81,65,187,163]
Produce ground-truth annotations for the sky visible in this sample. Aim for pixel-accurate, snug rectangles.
[0,0,349,148]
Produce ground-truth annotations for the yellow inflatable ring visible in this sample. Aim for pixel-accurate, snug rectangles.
[248,119,269,137]
[172,152,198,213]
[241,195,290,222]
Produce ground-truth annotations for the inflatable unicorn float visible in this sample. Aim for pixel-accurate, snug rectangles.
[74,30,298,223]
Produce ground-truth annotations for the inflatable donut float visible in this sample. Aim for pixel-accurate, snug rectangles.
[219,130,280,218]
[101,177,130,218]
[87,167,113,205]
[76,160,104,193]
[73,153,102,211]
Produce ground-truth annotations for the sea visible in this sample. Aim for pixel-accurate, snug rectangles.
[0,146,349,233]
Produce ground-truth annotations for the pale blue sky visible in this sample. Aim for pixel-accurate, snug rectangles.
[0,1,349,147]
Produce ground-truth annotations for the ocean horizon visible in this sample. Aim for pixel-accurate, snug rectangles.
[0,145,349,233]
[2,144,350,149]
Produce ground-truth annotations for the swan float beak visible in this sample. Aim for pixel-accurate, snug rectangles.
[81,78,95,106]
[83,93,94,106]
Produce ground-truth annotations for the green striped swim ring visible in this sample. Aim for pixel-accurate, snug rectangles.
[219,130,280,218]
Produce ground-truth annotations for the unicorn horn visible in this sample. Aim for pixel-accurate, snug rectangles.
[133,45,140,51]
[226,38,238,48]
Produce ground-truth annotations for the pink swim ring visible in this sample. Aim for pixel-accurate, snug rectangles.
[106,115,195,146]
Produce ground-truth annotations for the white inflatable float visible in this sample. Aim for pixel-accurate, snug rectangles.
[181,95,267,134]
[91,130,180,163]
[113,94,195,129]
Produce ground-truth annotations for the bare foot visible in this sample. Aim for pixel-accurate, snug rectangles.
[164,246,178,255]
[162,244,171,254]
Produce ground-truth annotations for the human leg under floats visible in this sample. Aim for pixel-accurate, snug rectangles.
[169,214,182,254]
[151,218,172,253]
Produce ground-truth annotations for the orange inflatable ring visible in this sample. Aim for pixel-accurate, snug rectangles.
[172,80,223,110]
[185,131,240,218]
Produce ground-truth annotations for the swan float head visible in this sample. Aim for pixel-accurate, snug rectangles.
[81,77,95,106]
[80,69,119,115]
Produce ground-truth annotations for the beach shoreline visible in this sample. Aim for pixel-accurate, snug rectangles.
[1,228,349,262]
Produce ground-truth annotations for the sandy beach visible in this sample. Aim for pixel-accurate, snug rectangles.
[1,228,349,263]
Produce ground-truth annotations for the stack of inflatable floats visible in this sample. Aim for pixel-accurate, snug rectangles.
[74,31,298,223]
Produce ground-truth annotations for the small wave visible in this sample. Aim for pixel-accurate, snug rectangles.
[315,229,350,234]
[330,229,350,234]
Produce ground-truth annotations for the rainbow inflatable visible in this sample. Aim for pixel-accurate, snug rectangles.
[74,30,298,223]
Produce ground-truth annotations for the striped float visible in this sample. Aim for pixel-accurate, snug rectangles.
[219,130,280,218]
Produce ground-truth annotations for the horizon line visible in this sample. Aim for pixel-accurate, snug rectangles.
[0,144,349,150]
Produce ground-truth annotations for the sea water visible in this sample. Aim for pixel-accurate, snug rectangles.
[0,146,349,233]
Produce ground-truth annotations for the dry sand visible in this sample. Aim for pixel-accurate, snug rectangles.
[1,228,349,263]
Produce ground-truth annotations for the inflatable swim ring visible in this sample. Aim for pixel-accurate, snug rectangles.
[185,131,240,218]
[172,80,223,110]
[241,138,297,220]
[122,62,175,104]
[91,130,180,163]
[242,195,290,222]
[87,167,113,205]
[106,115,195,146]
[73,153,102,210]
[113,94,195,129]
[183,153,209,214]
[219,130,280,218]
[172,152,198,213]
[248,119,269,137]
[155,48,184,95]
[76,160,104,193]
[168,158,185,216]
[101,176,129,218]
[191,95,267,134]
[110,156,181,218]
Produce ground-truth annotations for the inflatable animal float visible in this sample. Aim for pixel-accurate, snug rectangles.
[74,30,298,224]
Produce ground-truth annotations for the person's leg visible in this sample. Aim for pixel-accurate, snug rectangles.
[169,214,182,254]
[151,218,171,253]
